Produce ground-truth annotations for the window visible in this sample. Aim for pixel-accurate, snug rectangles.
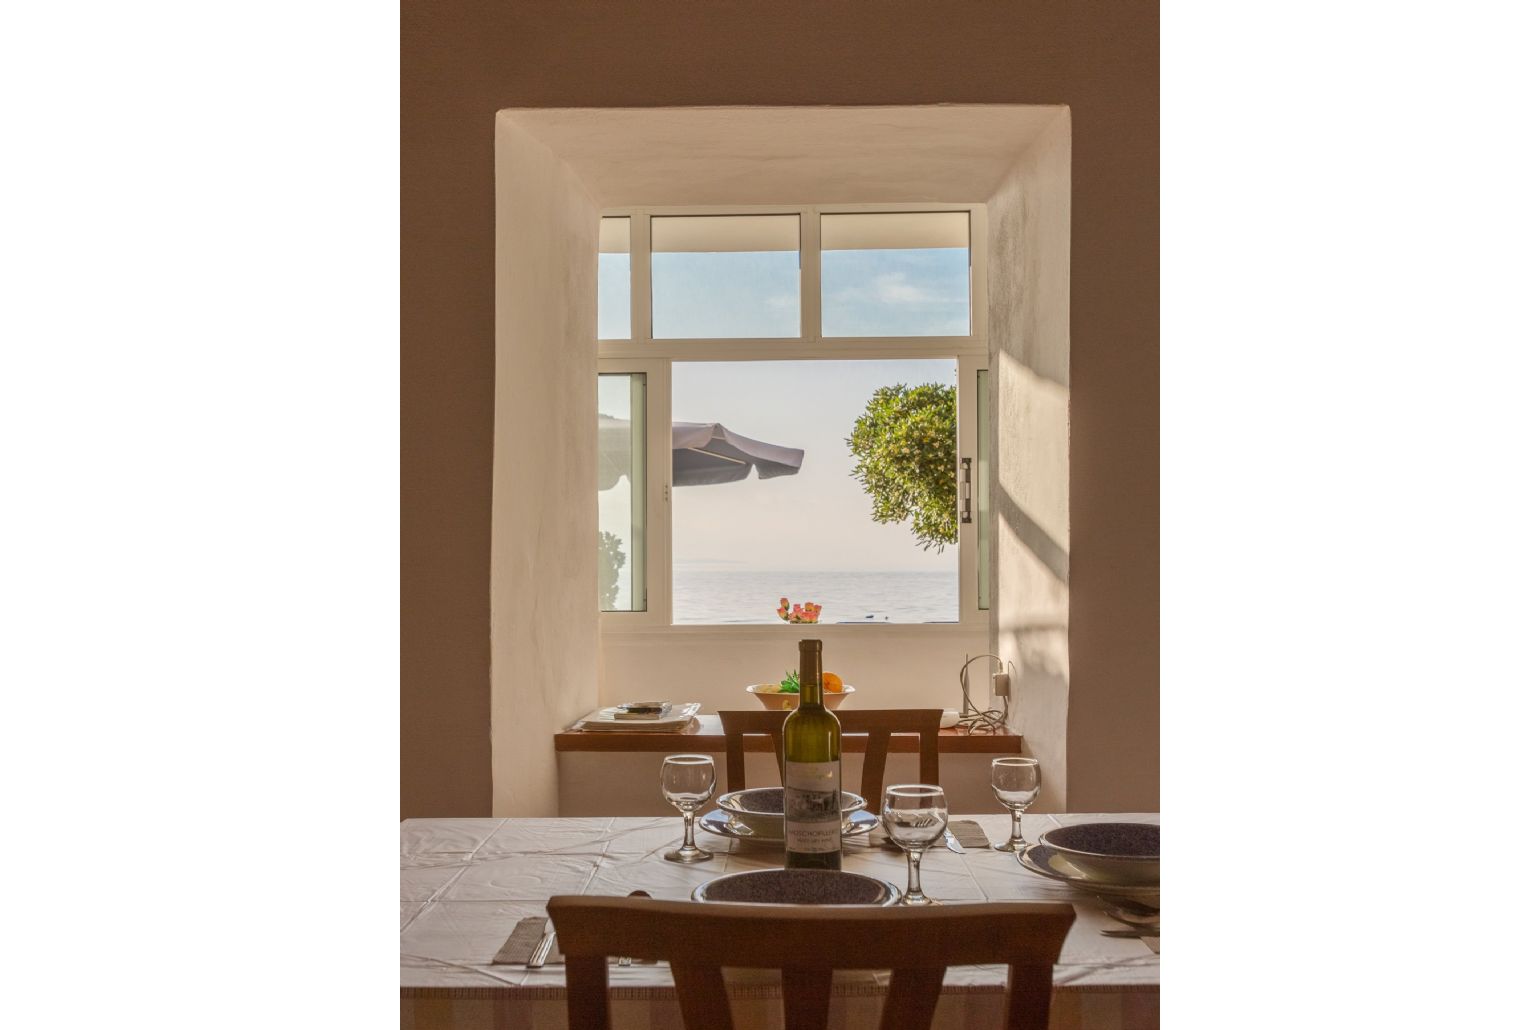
[821,212,970,337]
[651,215,800,339]
[598,206,987,628]
[672,360,959,624]
[975,368,991,611]
[598,217,630,340]
[598,372,646,611]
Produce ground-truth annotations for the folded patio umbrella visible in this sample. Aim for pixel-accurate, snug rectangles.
[598,416,804,489]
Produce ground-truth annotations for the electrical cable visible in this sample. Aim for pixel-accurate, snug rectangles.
[957,653,1010,734]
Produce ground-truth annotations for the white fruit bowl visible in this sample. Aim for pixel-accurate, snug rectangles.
[745,683,855,711]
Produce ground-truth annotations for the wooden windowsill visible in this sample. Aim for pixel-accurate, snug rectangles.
[555,714,1022,754]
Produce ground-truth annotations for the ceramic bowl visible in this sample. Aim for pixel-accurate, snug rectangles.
[716,787,866,837]
[1038,822,1160,885]
[692,869,899,906]
[745,683,855,711]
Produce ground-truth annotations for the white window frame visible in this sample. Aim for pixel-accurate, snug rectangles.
[599,204,989,634]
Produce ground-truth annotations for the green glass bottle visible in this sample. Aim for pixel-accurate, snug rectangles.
[783,638,842,870]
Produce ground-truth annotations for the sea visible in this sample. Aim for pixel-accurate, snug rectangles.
[672,569,958,624]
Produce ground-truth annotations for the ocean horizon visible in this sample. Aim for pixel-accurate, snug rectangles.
[672,568,958,624]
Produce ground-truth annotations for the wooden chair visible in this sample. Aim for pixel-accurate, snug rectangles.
[548,894,1074,1030]
[719,708,942,805]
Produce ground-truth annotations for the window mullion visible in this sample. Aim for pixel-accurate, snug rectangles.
[800,208,819,343]
[632,214,651,343]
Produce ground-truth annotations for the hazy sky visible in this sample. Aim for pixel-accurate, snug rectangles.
[599,246,969,575]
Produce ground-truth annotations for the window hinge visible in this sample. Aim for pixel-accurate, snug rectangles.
[960,457,973,524]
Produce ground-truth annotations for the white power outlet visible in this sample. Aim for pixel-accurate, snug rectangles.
[992,670,1011,697]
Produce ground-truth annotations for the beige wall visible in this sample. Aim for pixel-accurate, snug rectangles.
[403,1,1159,818]
[600,627,988,715]
[988,112,1074,809]
[489,115,602,816]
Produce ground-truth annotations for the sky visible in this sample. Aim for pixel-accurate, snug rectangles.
[598,245,970,578]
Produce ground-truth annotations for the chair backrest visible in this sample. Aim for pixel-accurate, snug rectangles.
[719,708,942,805]
[548,895,1074,1030]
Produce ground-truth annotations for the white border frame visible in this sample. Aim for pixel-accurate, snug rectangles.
[599,204,989,634]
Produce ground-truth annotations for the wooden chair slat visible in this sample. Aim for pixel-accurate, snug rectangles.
[672,963,733,1030]
[878,966,947,1030]
[860,729,891,804]
[718,709,943,801]
[562,955,609,1029]
[546,896,1074,1030]
[782,967,833,1030]
[1005,962,1056,1030]
[720,709,788,792]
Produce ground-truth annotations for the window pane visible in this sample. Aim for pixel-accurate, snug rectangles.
[671,360,958,624]
[599,373,646,611]
[976,368,991,611]
[821,212,970,337]
[598,217,630,340]
[652,215,800,339]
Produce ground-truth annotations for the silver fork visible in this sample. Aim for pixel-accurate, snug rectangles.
[527,928,556,968]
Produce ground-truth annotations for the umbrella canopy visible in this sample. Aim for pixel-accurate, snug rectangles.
[598,417,804,490]
[671,421,805,487]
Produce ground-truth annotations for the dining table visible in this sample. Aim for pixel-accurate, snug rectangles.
[401,812,1159,1029]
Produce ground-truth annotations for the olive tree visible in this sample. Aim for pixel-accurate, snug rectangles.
[846,382,957,551]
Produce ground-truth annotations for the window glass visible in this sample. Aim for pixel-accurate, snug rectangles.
[598,217,630,340]
[670,360,958,624]
[652,215,800,338]
[976,368,991,611]
[599,373,646,611]
[821,212,970,337]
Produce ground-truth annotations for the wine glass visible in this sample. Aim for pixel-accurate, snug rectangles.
[882,784,948,906]
[990,757,1041,852]
[661,754,716,864]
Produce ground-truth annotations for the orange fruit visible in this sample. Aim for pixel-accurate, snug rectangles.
[822,671,843,693]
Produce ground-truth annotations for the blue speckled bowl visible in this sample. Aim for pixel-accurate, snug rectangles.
[1039,822,1160,885]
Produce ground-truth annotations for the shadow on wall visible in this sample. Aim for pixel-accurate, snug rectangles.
[996,487,1068,587]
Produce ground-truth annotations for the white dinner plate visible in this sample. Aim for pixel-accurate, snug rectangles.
[699,807,879,845]
[574,702,702,731]
[1017,844,1161,898]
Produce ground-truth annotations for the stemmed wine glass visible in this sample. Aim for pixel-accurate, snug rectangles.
[661,754,716,864]
[990,757,1041,852]
[882,784,949,906]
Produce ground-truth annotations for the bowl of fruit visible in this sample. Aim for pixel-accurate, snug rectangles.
[746,670,854,711]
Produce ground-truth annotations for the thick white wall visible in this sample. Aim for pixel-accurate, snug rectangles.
[490,114,602,816]
[598,626,987,714]
[987,112,1073,810]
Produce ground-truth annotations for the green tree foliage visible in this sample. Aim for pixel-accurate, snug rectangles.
[598,530,626,609]
[847,383,958,551]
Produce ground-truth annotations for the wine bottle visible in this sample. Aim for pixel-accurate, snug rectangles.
[783,638,842,870]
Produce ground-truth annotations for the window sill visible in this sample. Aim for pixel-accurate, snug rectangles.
[600,620,988,643]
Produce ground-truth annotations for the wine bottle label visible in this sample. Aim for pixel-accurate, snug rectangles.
[784,760,841,853]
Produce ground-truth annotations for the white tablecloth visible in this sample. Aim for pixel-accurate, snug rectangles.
[401,813,1158,1029]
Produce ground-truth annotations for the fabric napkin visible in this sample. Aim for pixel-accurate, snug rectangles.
[493,917,550,965]
[494,916,657,967]
[860,819,991,850]
[947,819,992,848]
